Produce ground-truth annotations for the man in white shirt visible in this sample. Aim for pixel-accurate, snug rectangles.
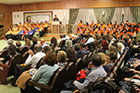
[85,35,94,45]
[40,39,49,48]
[12,44,45,86]
[25,44,45,68]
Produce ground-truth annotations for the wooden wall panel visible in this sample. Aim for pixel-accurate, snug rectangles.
[0,4,12,33]
[9,0,140,11]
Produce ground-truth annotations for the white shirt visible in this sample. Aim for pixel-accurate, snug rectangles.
[25,52,45,68]
[42,43,49,48]
[85,37,94,45]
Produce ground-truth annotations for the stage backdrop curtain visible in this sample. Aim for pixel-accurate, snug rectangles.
[68,9,79,33]
[130,7,140,24]
[94,8,115,24]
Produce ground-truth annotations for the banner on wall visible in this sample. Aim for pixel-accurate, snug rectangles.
[24,11,53,23]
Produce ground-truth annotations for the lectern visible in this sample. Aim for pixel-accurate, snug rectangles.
[51,21,60,34]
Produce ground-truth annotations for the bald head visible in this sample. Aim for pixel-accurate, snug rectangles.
[40,39,45,45]
[34,44,42,52]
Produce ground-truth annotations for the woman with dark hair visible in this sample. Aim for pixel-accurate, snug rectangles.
[24,51,59,93]
[50,37,57,51]
[30,37,38,51]
[2,44,16,64]
[56,40,67,52]
[42,46,52,54]
[66,48,77,63]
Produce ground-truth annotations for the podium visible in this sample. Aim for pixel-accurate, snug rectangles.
[51,21,60,34]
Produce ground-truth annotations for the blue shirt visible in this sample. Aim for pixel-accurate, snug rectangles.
[32,64,59,90]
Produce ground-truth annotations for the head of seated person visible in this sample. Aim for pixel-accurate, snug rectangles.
[7,38,13,46]
[8,44,16,55]
[16,41,22,48]
[74,43,80,52]
[50,37,57,47]
[43,51,57,66]
[57,50,67,67]
[106,51,117,69]
[24,38,31,48]
[32,37,38,45]
[34,44,42,53]
[66,48,77,63]
[42,46,52,54]
[88,53,102,69]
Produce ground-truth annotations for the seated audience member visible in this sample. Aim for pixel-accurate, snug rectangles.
[12,44,45,86]
[23,38,31,48]
[85,34,94,45]
[31,37,38,47]
[57,35,63,45]
[57,50,67,67]
[74,43,85,58]
[61,54,107,92]
[105,51,117,69]
[79,42,89,55]
[3,38,14,50]
[98,52,109,73]
[56,40,67,52]
[65,39,73,48]
[72,34,82,45]
[122,36,129,47]
[42,46,52,54]
[40,39,49,48]
[1,44,16,64]
[85,43,94,52]
[101,35,108,53]
[24,51,59,93]
[50,37,57,51]
[108,43,120,58]
[66,48,77,63]
[94,40,100,50]
[16,41,22,48]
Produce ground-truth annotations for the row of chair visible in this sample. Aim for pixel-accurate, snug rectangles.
[0,47,32,84]
[27,47,100,93]
[28,48,127,93]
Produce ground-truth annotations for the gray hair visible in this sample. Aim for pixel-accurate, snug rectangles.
[34,44,42,52]
[7,39,13,45]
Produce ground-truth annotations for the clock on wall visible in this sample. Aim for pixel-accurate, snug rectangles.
[0,11,4,21]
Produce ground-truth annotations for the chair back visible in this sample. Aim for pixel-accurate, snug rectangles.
[64,62,75,81]
[20,47,29,55]
[8,54,23,76]
[29,46,34,51]
[22,52,29,63]
[0,50,8,58]
[82,55,89,68]
[42,67,65,93]
[36,57,44,69]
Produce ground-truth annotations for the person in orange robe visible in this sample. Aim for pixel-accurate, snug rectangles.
[78,20,83,28]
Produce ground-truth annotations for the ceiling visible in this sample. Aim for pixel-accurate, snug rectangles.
[0,0,62,5]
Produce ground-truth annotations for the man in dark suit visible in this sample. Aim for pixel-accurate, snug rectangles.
[53,15,59,21]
